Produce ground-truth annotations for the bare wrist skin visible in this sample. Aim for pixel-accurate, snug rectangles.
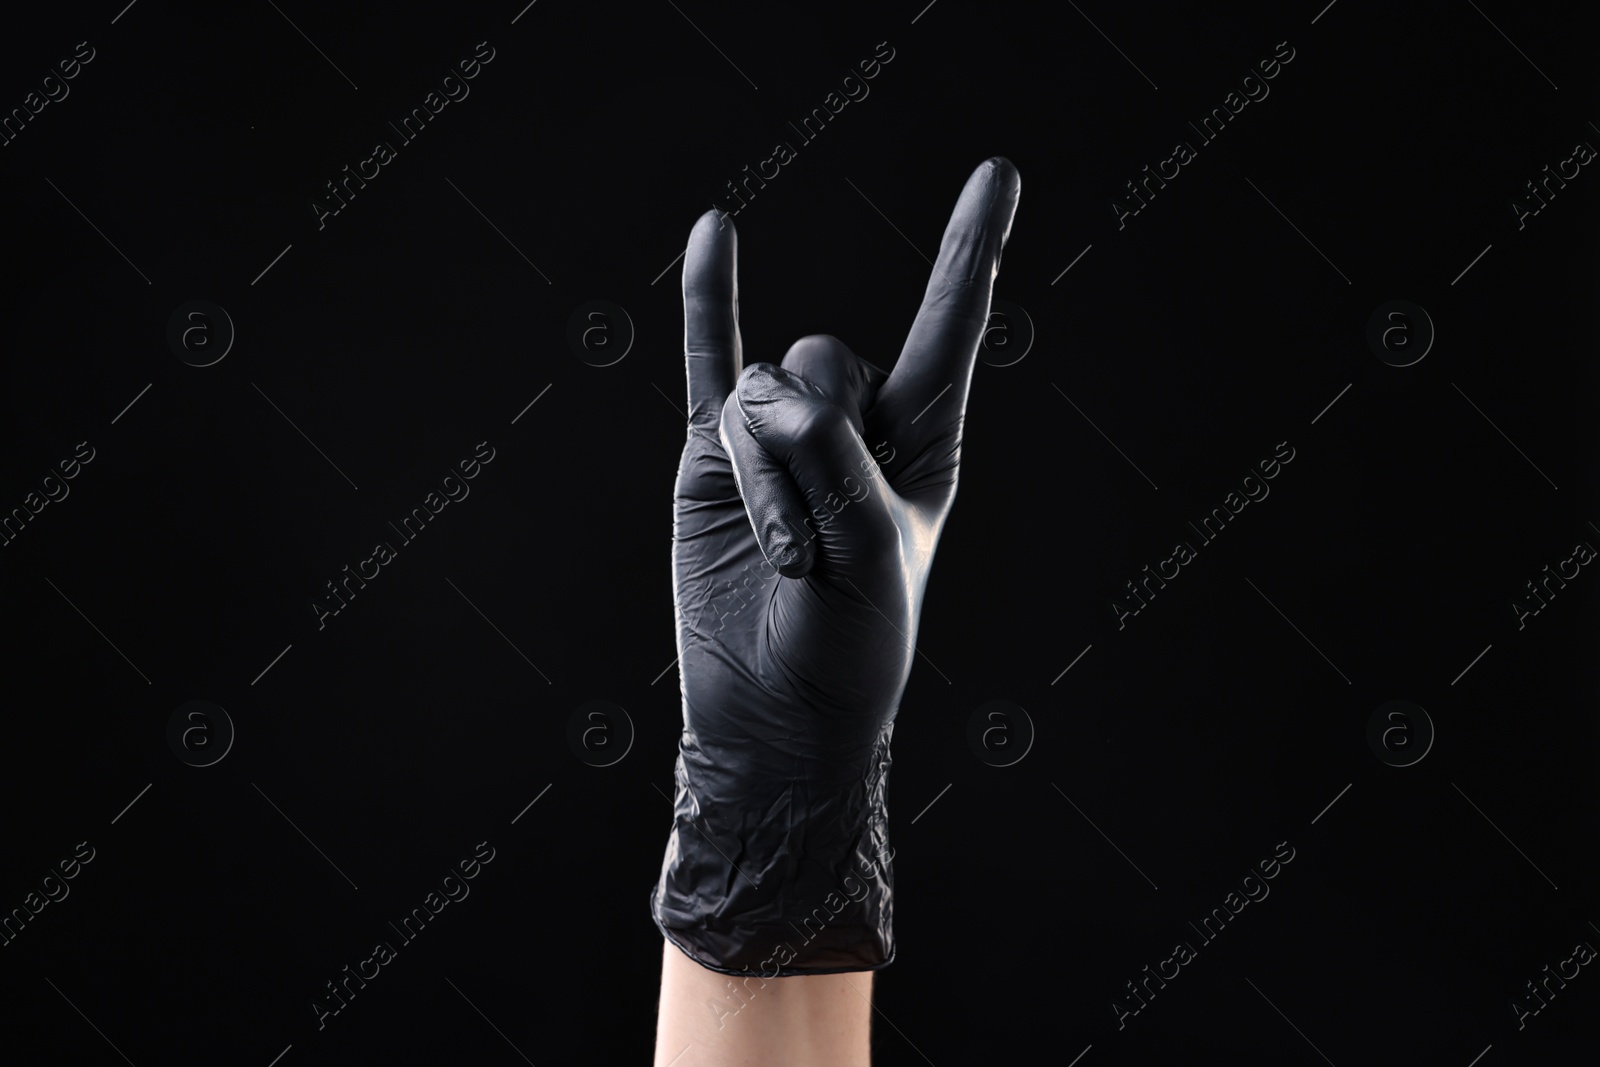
[654,940,873,1067]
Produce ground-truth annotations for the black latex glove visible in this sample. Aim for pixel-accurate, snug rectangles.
[651,158,1021,976]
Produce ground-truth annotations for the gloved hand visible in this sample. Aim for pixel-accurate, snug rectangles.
[651,158,1021,976]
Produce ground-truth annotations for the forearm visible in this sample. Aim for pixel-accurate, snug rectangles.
[654,939,873,1066]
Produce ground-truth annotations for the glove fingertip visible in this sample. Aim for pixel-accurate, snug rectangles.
[767,525,815,578]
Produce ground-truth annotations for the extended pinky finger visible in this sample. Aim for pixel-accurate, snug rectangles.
[683,210,742,430]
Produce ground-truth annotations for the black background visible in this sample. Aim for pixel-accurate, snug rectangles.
[1,1,1597,1064]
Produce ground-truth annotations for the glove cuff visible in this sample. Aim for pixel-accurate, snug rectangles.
[650,727,896,976]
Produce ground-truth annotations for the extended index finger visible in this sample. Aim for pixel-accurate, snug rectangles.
[873,158,1020,442]
[683,210,742,430]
